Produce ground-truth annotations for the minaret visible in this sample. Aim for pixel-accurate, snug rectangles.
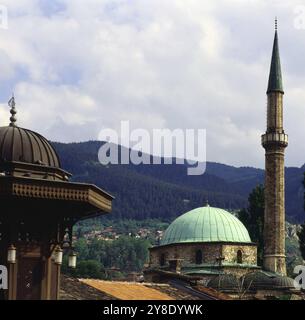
[261,19,288,275]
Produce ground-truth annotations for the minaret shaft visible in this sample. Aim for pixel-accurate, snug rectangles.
[261,28,287,276]
[264,144,286,275]
[267,92,283,132]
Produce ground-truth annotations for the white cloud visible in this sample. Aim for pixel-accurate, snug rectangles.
[0,0,304,168]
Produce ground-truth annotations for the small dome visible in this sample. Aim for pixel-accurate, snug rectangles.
[244,271,296,290]
[207,274,240,291]
[161,206,251,245]
[0,126,60,168]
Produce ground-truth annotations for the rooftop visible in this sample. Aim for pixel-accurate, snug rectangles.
[80,279,174,300]
[160,205,252,246]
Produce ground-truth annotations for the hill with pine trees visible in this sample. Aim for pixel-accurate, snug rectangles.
[52,141,305,223]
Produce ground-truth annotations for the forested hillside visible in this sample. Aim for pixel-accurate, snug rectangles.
[52,141,305,223]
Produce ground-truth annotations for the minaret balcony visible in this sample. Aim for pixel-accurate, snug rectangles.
[261,132,288,148]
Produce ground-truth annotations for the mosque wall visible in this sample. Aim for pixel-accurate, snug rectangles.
[149,242,257,269]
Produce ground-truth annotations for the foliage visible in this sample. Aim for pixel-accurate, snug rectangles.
[62,235,151,279]
[74,238,89,260]
[286,237,304,277]
[298,173,305,260]
[297,223,305,261]
[238,185,264,265]
[73,260,105,279]
[51,141,305,222]
[52,141,255,220]
[303,172,305,210]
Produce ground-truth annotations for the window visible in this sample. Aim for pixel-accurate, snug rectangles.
[195,250,203,265]
[160,253,166,266]
[237,250,243,264]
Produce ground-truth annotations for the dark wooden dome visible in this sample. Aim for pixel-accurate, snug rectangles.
[0,126,60,168]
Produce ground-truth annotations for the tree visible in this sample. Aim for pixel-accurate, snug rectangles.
[63,235,151,279]
[297,224,305,261]
[303,172,305,210]
[74,238,89,260]
[297,173,305,261]
[239,185,264,265]
[74,260,105,279]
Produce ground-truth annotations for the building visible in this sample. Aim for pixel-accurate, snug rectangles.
[0,98,113,300]
[145,21,300,299]
[146,204,259,284]
[261,19,288,276]
[145,204,297,298]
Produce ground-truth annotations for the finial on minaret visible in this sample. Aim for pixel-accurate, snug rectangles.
[275,17,278,31]
[8,94,17,127]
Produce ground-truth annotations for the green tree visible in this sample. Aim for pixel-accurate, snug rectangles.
[62,258,105,279]
[239,185,264,265]
[303,172,305,210]
[74,260,105,279]
[298,174,305,261]
[75,238,89,260]
[297,224,305,261]
[63,235,151,279]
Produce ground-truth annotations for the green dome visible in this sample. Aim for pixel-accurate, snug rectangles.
[207,274,240,292]
[161,206,251,245]
[244,271,296,290]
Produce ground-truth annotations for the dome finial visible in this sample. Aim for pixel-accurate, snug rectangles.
[275,17,278,31]
[205,199,210,207]
[8,94,17,127]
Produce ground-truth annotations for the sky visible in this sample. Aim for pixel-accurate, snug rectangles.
[0,0,305,168]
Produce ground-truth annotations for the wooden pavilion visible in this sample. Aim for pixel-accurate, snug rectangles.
[0,97,113,300]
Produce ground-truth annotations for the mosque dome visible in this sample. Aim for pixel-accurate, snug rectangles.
[161,205,252,245]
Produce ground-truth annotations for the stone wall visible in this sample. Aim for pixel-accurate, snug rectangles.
[149,242,257,269]
[222,244,257,265]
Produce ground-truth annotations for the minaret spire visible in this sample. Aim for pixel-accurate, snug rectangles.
[267,19,283,94]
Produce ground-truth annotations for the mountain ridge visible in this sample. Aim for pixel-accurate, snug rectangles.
[51,141,305,223]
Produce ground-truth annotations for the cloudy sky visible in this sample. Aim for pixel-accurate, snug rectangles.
[0,0,304,168]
